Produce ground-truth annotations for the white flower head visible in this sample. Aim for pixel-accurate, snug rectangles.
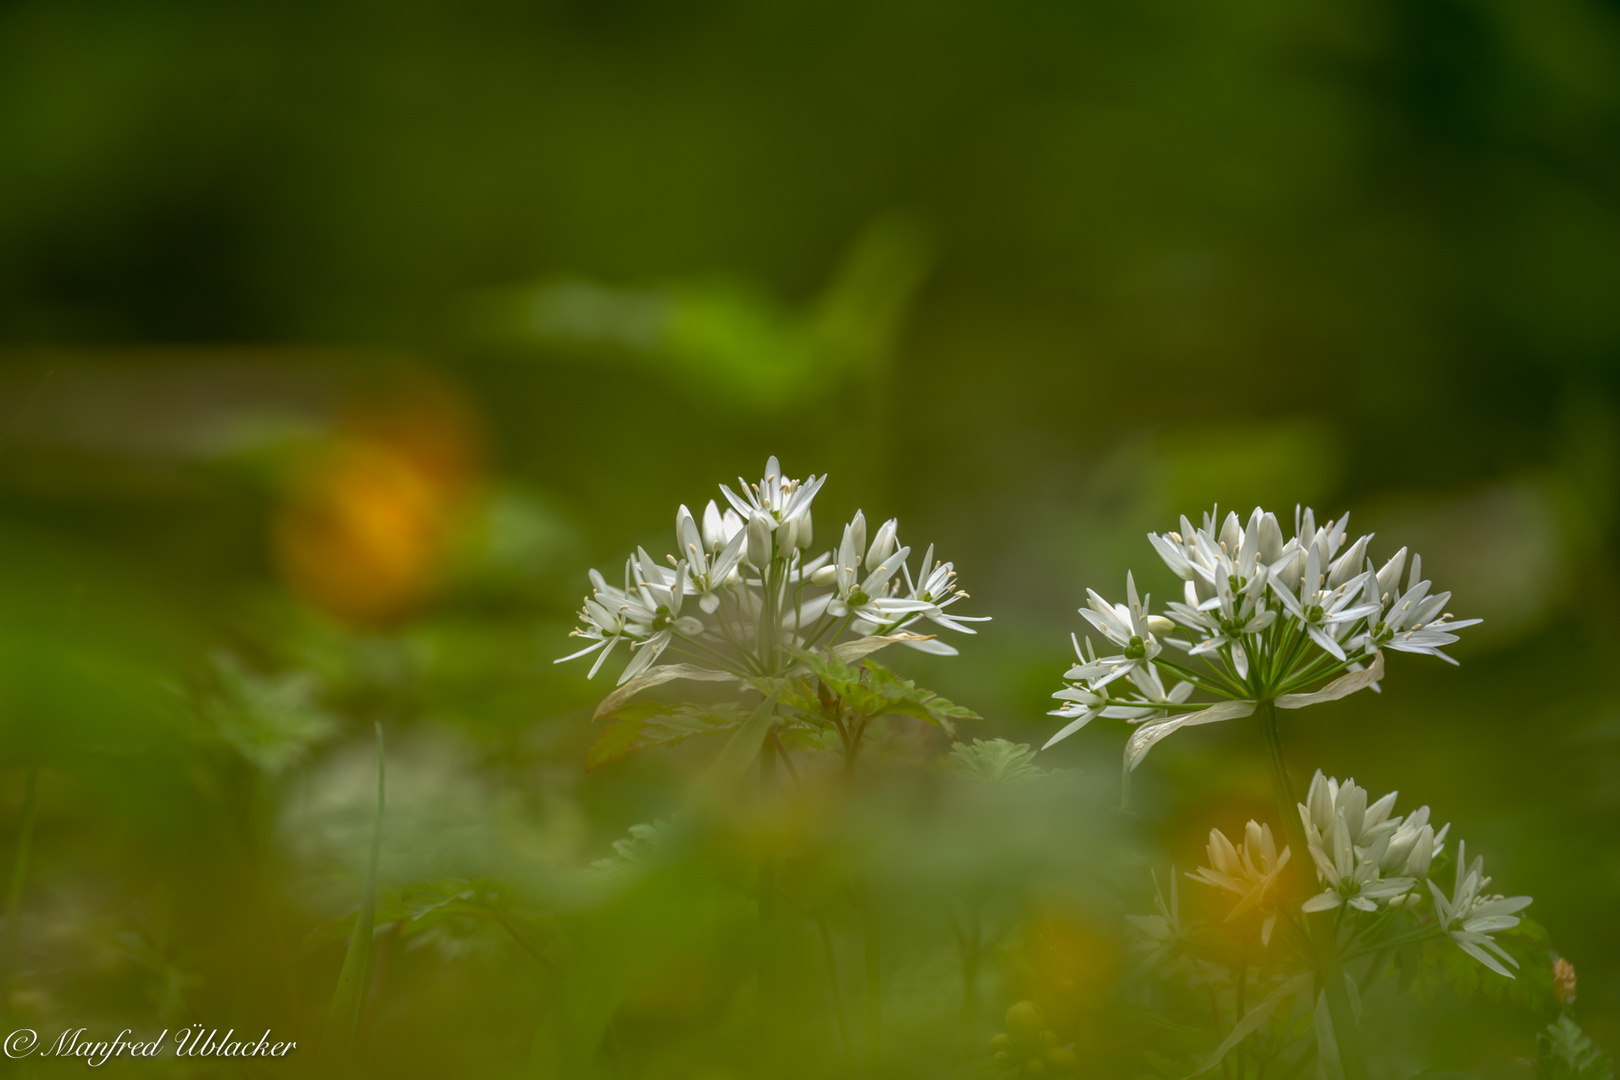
[1187,820,1292,945]
[675,503,747,613]
[558,455,987,687]
[719,455,824,536]
[1126,869,1190,968]
[1428,841,1532,978]
[1355,550,1483,665]
[1298,771,1416,914]
[1049,504,1480,775]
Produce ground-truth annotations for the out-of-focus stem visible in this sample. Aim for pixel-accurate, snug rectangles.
[1255,700,1368,1080]
[962,905,980,1059]
[759,733,777,1050]
[815,916,855,1072]
[319,723,385,1071]
[863,893,881,1080]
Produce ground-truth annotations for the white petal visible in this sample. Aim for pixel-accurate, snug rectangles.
[1276,651,1385,709]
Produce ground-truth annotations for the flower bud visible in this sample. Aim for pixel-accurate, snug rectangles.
[1258,512,1285,564]
[674,616,704,636]
[1554,957,1577,1005]
[846,511,867,567]
[1207,828,1240,875]
[1405,824,1435,879]
[810,565,838,586]
[867,518,899,570]
[1329,534,1371,589]
[779,517,799,554]
[677,504,703,560]
[1145,615,1175,635]
[701,500,728,553]
[795,509,813,549]
[747,512,773,568]
[1375,547,1408,603]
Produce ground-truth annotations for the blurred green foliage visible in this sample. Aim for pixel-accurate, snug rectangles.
[1,0,1619,1076]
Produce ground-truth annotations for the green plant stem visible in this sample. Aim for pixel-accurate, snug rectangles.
[1255,700,1369,1080]
[1342,925,1442,963]
[959,904,980,1060]
[320,723,386,1071]
[759,733,777,1052]
[1235,944,1248,1080]
[863,890,881,1080]
[815,916,856,1073]
[2,766,39,1024]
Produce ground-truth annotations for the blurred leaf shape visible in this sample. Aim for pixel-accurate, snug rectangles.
[948,739,1046,786]
[590,820,677,875]
[584,702,752,771]
[199,651,336,776]
[465,212,934,406]
[779,652,981,740]
[443,483,583,596]
[1538,1017,1614,1080]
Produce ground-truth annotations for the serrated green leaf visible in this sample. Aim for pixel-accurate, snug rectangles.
[584,702,753,769]
[948,738,1045,785]
[778,653,979,736]
[583,718,648,770]
[591,820,677,873]
[1539,1017,1615,1080]
[200,651,337,775]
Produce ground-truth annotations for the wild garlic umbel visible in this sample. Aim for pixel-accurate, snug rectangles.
[1045,506,1478,773]
[559,455,984,681]
[1044,505,1538,1080]
[1122,774,1537,1080]
[554,456,988,1072]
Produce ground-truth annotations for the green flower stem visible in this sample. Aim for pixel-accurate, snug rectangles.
[759,732,778,1051]
[1343,925,1442,963]
[1255,700,1369,1080]
[862,886,882,1080]
[815,916,856,1073]
[320,723,386,1071]
[2,766,40,1025]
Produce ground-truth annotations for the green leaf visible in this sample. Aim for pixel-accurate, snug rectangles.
[200,651,336,775]
[947,739,1046,785]
[591,820,677,873]
[1539,1017,1614,1080]
[693,691,780,794]
[584,702,753,770]
[779,652,980,735]
[1191,972,1312,1076]
[864,661,980,735]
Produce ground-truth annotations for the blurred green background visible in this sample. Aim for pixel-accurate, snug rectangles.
[1,0,1618,1076]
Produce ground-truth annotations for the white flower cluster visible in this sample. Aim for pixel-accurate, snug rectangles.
[1298,771,1530,978]
[1429,841,1534,978]
[1298,771,1445,914]
[1187,821,1292,945]
[557,456,986,686]
[1046,506,1480,769]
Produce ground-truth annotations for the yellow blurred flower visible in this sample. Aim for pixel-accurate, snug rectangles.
[272,379,481,627]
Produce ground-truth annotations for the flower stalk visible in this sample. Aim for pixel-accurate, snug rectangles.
[758,731,778,1050]
[1256,700,1368,1080]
